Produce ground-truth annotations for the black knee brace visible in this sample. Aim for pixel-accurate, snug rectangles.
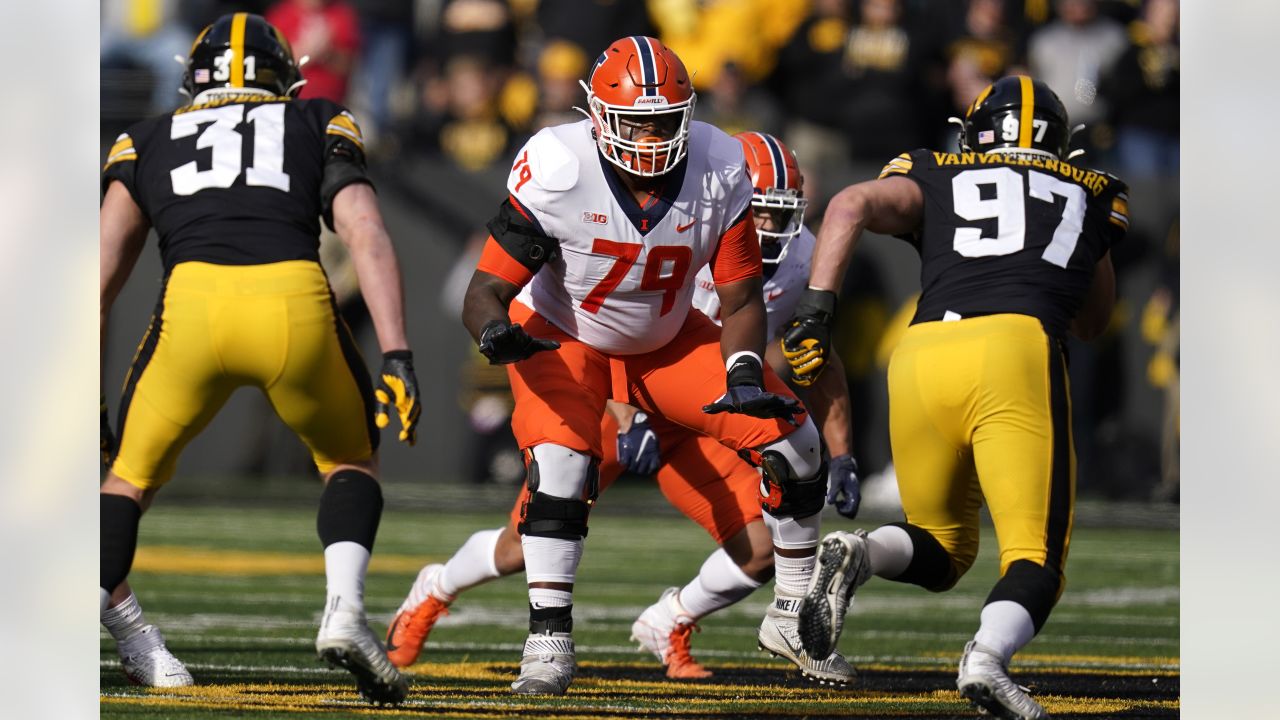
[755,450,827,519]
[317,469,383,551]
[517,452,597,540]
[886,521,963,592]
[984,559,1064,632]
[101,494,142,593]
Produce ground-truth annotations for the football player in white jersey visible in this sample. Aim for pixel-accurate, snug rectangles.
[386,131,863,685]
[459,36,832,696]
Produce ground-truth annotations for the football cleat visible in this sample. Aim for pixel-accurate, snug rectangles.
[386,564,451,668]
[316,601,408,706]
[957,641,1049,720]
[757,596,856,685]
[510,632,576,695]
[799,529,872,660]
[118,625,194,688]
[630,587,711,679]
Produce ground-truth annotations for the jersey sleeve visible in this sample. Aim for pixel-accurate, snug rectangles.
[1100,176,1129,249]
[318,104,373,231]
[710,204,763,285]
[101,131,141,203]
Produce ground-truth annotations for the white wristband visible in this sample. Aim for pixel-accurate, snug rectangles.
[725,350,763,371]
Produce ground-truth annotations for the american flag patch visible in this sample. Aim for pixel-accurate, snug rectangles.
[978,130,994,144]
[194,69,210,83]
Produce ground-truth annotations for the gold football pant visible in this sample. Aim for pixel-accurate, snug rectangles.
[887,313,1074,584]
[110,260,377,490]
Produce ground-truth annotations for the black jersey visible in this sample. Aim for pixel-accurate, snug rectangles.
[102,93,371,272]
[880,150,1129,337]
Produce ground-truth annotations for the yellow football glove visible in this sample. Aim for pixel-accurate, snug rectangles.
[780,289,838,387]
[375,351,422,446]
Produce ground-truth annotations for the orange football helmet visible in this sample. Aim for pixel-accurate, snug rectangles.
[735,131,808,263]
[581,36,696,177]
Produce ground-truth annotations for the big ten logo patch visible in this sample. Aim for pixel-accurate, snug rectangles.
[582,211,608,225]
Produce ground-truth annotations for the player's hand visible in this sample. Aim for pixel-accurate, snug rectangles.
[702,354,803,420]
[375,351,422,446]
[478,320,560,365]
[781,289,838,387]
[101,394,116,470]
[827,454,862,519]
[616,411,661,476]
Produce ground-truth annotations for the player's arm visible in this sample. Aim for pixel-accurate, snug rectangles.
[1070,251,1116,341]
[783,175,923,385]
[462,197,561,364]
[703,211,801,420]
[100,181,149,348]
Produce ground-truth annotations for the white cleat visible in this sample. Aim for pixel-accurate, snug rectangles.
[118,625,194,687]
[799,529,872,660]
[957,641,1049,720]
[630,587,711,678]
[757,596,856,685]
[316,601,409,706]
[511,632,576,695]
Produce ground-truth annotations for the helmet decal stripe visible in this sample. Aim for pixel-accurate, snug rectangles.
[631,36,657,95]
[761,133,788,189]
[230,12,248,88]
[968,82,993,118]
[1018,75,1034,148]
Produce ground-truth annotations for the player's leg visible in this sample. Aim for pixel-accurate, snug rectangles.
[504,304,611,695]
[799,320,982,660]
[627,311,844,682]
[260,261,404,704]
[958,318,1071,720]
[103,266,242,687]
[630,430,769,679]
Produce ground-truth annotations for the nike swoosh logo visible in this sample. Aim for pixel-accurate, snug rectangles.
[385,616,407,651]
[676,220,696,232]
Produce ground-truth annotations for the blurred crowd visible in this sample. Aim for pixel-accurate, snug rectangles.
[101,0,1179,502]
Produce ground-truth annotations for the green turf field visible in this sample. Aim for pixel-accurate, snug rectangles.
[101,492,1178,718]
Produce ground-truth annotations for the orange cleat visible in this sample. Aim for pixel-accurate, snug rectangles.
[664,622,712,679]
[385,595,449,668]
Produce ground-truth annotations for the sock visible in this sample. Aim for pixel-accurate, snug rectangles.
[437,528,503,600]
[528,587,573,609]
[324,541,370,612]
[677,548,764,620]
[973,600,1037,664]
[867,524,914,578]
[101,590,149,642]
[522,535,582,585]
[773,552,816,599]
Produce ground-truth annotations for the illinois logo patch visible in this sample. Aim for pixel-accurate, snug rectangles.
[582,211,608,225]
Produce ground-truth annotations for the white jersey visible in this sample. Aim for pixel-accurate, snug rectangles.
[508,119,754,355]
[692,226,816,340]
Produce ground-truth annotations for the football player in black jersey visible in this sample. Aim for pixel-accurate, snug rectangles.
[99,14,419,705]
[782,76,1129,720]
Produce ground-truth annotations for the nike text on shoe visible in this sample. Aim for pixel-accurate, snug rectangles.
[757,596,856,685]
[630,587,711,679]
[386,564,451,667]
[118,625,194,688]
[957,641,1049,720]
[316,601,409,706]
[799,529,871,660]
[511,632,576,695]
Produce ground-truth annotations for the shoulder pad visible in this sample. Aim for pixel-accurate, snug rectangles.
[508,127,579,195]
[325,109,366,152]
[699,122,747,176]
[878,149,924,179]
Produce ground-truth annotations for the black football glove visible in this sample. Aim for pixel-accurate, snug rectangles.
[780,288,838,387]
[827,454,862,519]
[616,411,661,476]
[703,354,803,420]
[375,350,422,446]
[101,394,116,470]
[478,319,560,365]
